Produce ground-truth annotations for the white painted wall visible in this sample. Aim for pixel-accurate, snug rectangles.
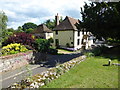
[45,33,53,39]
[74,31,83,50]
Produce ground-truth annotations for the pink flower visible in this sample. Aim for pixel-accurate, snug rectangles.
[24,54,26,56]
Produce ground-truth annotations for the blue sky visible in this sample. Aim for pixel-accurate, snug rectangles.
[0,0,90,29]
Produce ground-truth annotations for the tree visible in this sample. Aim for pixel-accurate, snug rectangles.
[44,19,55,30]
[7,28,15,36]
[44,16,63,30]
[0,11,8,47]
[77,2,120,40]
[16,26,23,32]
[22,22,37,33]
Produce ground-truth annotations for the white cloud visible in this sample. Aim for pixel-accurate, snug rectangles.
[0,0,90,29]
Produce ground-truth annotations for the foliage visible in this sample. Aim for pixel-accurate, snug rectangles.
[77,2,120,40]
[107,38,120,44]
[92,45,109,56]
[48,38,54,43]
[34,38,51,53]
[84,52,94,57]
[16,26,24,33]
[1,43,28,55]
[7,28,15,35]
[22,22,37,33]
[34,38,55,53]
[44,19,55,30]
[3,32,35,48]
[44,17,63,30]
[0,11,8,47]
[48,48,58,55]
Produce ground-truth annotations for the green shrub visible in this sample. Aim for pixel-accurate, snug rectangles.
[35,38,51,52]
[1,43,28,55]
[92,45,109,56]
[84,52,94,57]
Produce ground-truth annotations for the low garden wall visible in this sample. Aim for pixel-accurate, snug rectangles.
[0,51,33,73]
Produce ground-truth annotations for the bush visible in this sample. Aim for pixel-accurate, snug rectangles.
[84,52,94,57]
[35,38,51,52]
[48,48,58,55]
[2,32,35,48]
[1,43,28,55]
[92,45,109,56]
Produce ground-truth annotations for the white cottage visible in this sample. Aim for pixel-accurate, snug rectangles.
[53,14,94,50]
[32,24,53,39]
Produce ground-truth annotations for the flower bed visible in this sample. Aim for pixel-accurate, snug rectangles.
[8,55,86,89]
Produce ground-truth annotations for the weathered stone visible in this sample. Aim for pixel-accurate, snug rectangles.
[0,51,33,73]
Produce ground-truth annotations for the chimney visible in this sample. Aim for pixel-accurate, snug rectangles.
[55,13,59,26]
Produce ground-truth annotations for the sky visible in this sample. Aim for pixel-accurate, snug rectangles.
[0,0,91,29]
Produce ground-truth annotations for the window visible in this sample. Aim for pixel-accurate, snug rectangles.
[78,31,80,36]
[71,42,73,44]
[82,31,84,35]
[82,39,84,44]
[77,39,80,45]
[55,31,58,35]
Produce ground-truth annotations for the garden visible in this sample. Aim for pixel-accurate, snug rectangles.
[0,32,58,73]
[6,45,119,88]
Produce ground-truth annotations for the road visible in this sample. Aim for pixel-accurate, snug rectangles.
[0,52,82,89]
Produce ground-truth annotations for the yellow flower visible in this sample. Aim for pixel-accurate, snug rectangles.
[7,49,10,51]
[15,47,19,50]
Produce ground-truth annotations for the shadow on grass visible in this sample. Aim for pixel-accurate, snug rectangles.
[101,45,120,61]
[101,54,120,61]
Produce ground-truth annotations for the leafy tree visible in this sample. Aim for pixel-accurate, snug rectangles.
[44,16,63,30]
[0,11,8,47]
[6,28,15,36]
[77,2,120,40]
[16,26,24,32]
[26,28,34,33]
[22,22,37,33]
[44,19,55,30]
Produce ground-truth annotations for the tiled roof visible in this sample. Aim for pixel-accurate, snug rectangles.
[53,16,79,31]
[32,24,52,33]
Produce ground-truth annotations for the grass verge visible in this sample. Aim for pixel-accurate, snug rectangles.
[41,56,119,88]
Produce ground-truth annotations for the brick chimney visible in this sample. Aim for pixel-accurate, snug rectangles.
[55,13,59,26]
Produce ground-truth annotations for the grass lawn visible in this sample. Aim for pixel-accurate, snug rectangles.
[42,57,119,88]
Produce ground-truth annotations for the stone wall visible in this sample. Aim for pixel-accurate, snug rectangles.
[0,51,33,73]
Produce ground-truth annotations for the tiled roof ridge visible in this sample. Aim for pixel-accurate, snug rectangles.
[66,16,79,30]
